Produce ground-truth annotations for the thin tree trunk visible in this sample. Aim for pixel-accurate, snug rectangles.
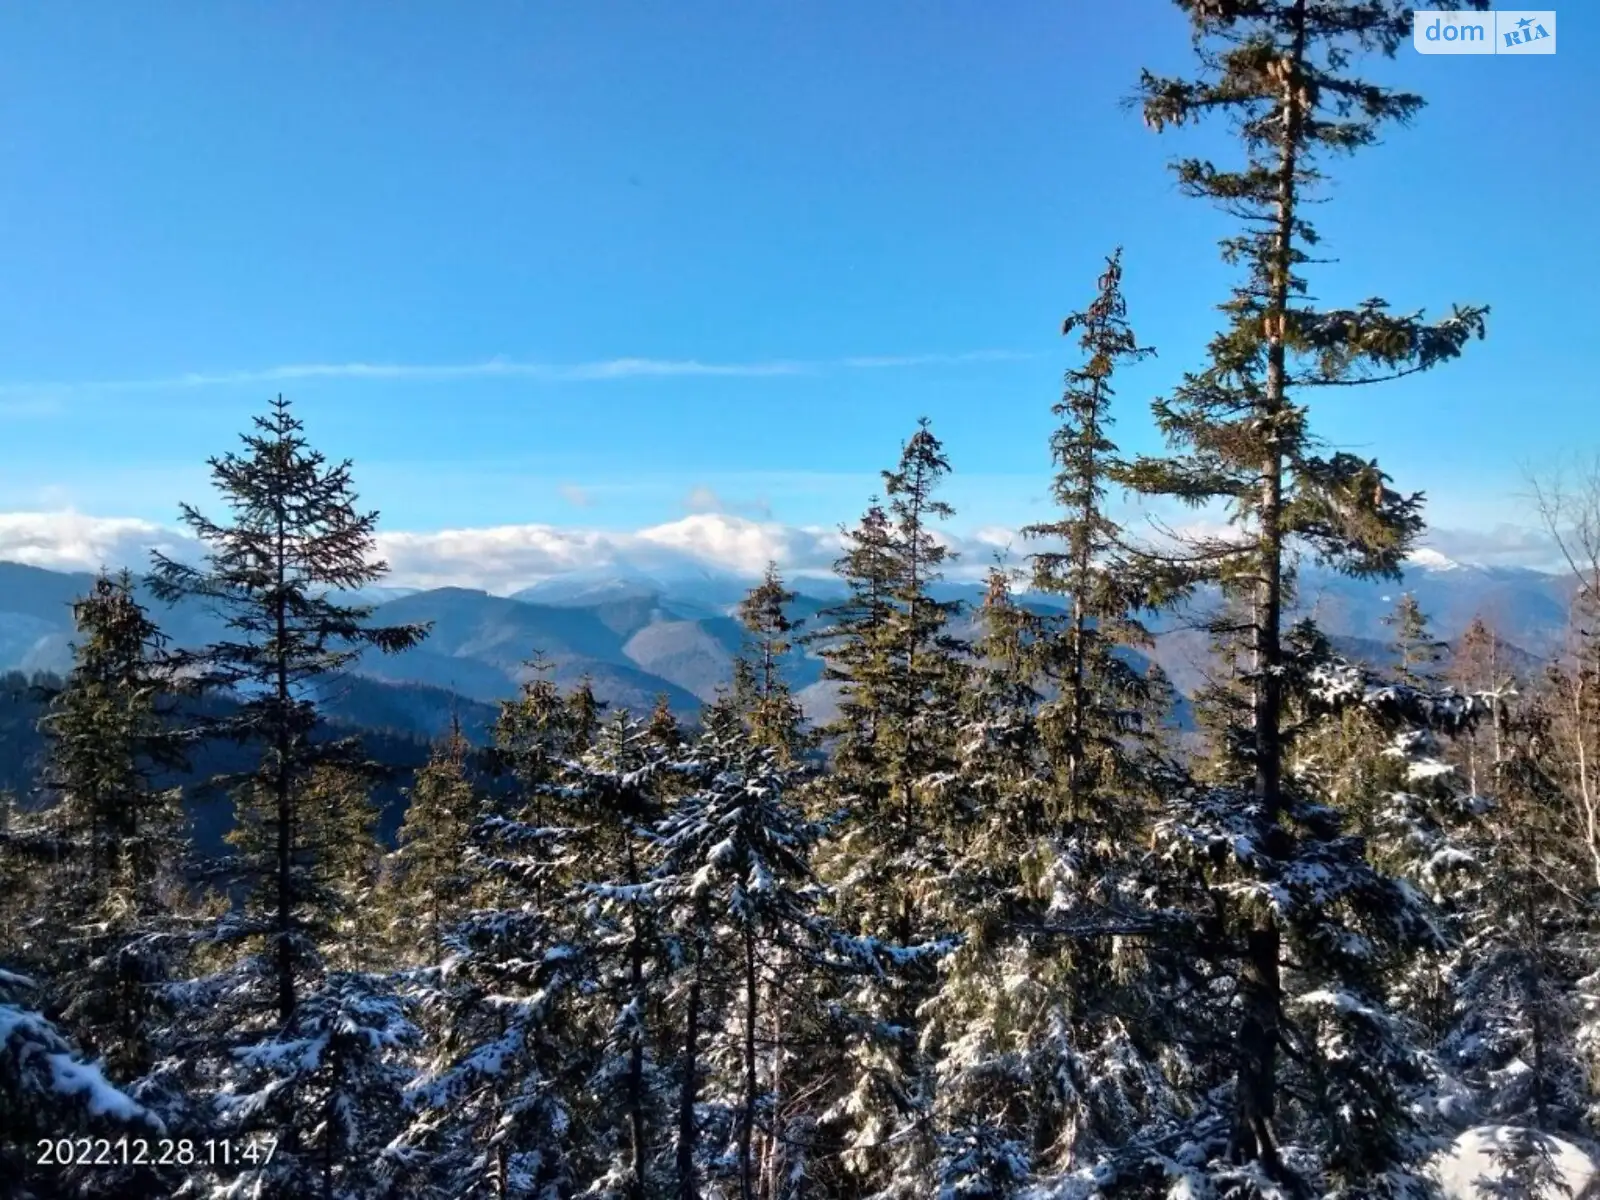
[759,955,785,1200]
[275,496,296,1026]
[625,835,649,1200]
[676,932,705,1200]
[739,927,760,1200]
[1571,673,1600,888]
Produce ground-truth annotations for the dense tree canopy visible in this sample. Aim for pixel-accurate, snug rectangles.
[17,8,1600,1200]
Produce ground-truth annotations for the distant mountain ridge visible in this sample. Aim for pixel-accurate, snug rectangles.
[0,554,1573,744]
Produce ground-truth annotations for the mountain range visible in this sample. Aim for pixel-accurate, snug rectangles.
[0,552,1575,744]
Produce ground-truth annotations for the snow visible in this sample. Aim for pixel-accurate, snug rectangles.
[1407,760,1458,783]
[48,1051,156,1123]
[1407,547,1464,573]
[0,1002,161,1128]
[1434,1126,1597,1199]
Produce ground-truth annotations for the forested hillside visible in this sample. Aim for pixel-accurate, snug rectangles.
[7,5,1600,1200]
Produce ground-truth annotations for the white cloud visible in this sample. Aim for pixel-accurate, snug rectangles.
[374,514,853,591]
[1421,524,1564,570]
[0,510,1017,593]
[0,509,1561,594]
[0,349,1038,398]
[0,512,201,573]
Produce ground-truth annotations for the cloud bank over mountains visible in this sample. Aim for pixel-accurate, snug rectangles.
[0,509,1565,594]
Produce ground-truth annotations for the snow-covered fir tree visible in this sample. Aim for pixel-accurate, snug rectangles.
[650,724,829,1200]
[927,254,1183,1199]
[806,421,971,1199]
[1099,0,1491,1192]
[1441,690,1599,1143]
[390,674,591,1199]
[557,712,673,1200]
[0,965,165,1200]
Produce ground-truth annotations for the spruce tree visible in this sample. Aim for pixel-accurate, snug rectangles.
[35,572,189,1088]
[1113,2,1489,1191]
[808,421,970,1197]
[395,798,581,1200]
[1384,593,1447,687]
[1441,689,1598,1140]
[925,568,1049,1199]
[0,966,164,1200]
[396,691,640,1196]
[930,257,1184,1195]
[147,394,428,1190]
[1023,248,1169,833]
[652,723,864,1200]
[731,562,813,763]
[489,654,574,828]
[648,693,685,754]
[564,713,672,1200]
[391,715,479,966]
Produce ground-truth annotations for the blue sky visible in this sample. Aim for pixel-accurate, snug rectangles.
[0,1,1594,579]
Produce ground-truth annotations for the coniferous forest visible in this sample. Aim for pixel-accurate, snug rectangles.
[9,3,1600,1198]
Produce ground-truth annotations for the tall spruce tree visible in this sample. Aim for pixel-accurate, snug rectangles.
[1113,2,1489,1192]
[563,713,673,1200]
[1023,248,1169,833]
[808,421,970,1197]
[652,725,823,1200]
[927,258,1187,1197]
[147,395,428,1191]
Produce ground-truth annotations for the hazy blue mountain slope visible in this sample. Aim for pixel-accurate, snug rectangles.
[368,587,630,668]
[0,558,1574,736]
[622,619,737,702]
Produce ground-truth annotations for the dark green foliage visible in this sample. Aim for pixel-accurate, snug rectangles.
[390,716,479,965]
[1385,593,1448,687]
[728,563,813,763]
[29,572,192,1152]
[804,421,972,1196]
[2,10,1574,1197]
[140,395,430,1195]
[1023,248,1174,834]
[1108,3,1489,1193]
[149,394,430,1024]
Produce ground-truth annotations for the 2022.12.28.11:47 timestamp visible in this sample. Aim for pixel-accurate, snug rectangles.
[35,1136,279,1169]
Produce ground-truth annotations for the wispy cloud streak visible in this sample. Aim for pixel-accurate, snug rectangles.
[0,349,1038,398]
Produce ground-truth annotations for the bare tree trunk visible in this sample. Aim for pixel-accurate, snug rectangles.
[1531,457,1600,886]
[625,835,649,1200]
[759,947,786,1200]
[676,934,706,1200]
[274,503,297,1027]
[738,928,760,1200]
